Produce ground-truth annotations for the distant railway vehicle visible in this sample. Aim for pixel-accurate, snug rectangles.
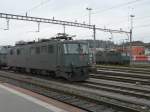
[0,46,10,68]
[7,34,90,81]
[96,50,130,65]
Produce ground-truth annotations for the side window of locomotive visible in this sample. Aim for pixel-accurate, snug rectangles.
[22,48,25,55]
[16,49,21,55]
[58,45,61,53]
[36,47,40,54]
[30,47,35,55]
[41,46,47,54]
[10,49,14,55]
[16,48,24,55]
[48,45,54,53]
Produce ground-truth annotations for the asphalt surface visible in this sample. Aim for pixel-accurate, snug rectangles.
[0,84,67,112]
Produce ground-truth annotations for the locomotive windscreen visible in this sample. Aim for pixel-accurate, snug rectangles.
[63,43,88,54]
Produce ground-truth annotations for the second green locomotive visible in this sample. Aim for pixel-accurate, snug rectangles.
[96,50,130,65]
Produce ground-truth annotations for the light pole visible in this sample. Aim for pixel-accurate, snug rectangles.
[129,14,135,64]
[122,39,128,51]
[109,32,113,49]
[86,7,92,25]
[86,7,96,65]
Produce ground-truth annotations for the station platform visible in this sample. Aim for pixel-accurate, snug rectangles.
[0,82,86,112]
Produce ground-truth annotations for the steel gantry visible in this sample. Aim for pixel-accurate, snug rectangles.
[0,12,131,64]
[0,13,94,29]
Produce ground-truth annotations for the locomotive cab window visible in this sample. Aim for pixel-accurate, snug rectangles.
[80,44,89,54]
[63,43,88,54]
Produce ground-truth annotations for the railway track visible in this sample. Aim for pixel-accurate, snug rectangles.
[86,78,150,99]
[0,70,149,112]
[96,65,150,73]
[91,73,150,85]
[98,67,150,75]
[97,69,150,79]
[92,66,150,85]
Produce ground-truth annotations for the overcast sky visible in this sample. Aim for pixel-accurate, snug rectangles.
[0,0,150,45]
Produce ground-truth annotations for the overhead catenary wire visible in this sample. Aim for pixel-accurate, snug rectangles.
[135,15,150,21]
[0,13,130,34]
[135,24,150,28]
[75,0,146,23]
[81,0,147,31]
[92,0,144,14]
[92,0,149,30]
[26,0,51,15]
[104,15,150,29]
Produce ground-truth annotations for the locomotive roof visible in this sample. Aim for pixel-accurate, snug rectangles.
[12,39,88,48]
[0,46,11,54]
[14,33,88,48]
